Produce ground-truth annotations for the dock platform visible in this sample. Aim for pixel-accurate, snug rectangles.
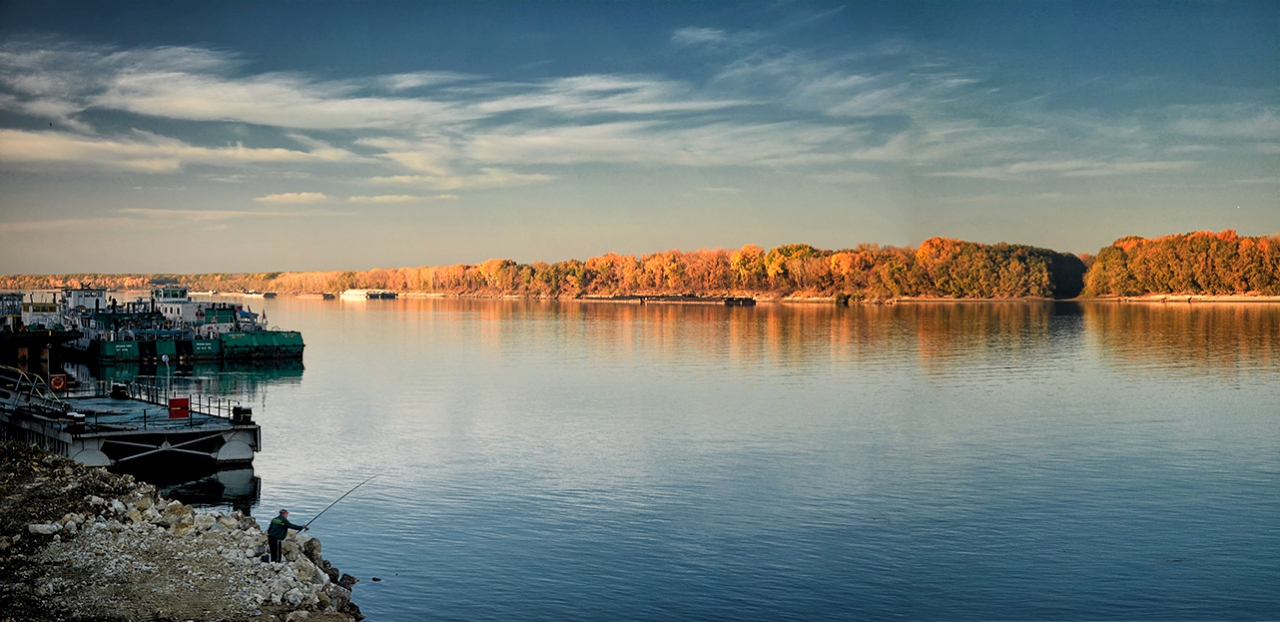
[1,367,259,469]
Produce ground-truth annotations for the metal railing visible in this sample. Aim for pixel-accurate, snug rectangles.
[87,380,246,422]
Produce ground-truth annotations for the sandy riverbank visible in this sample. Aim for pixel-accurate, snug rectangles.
[0,442,364,622]
[1079,294,1280,303]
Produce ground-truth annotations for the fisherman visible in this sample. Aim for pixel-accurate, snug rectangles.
[266,509,308,563]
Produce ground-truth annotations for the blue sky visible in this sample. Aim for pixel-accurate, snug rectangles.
[1,1,1276,273]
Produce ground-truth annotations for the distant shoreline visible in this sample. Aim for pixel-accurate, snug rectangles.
[5,231,1278,301]
[883,295,1280,304]
[1082,294,1280,304]
[12,289,1280,305]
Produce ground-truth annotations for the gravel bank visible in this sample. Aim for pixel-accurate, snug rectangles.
[0,441,364,622]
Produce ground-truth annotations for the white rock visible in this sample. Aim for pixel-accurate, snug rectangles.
[28,523,61,535]
[283,587,305,606]
[109,499,126,514]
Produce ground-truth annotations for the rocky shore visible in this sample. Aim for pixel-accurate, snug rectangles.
[0,441,363,622]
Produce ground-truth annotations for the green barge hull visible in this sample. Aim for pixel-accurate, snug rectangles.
[79,331,304,362]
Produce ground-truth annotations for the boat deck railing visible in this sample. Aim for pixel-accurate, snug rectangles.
[94,380,243,421]
[29,380,253,434]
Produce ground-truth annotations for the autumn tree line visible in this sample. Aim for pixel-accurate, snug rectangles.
[3,231,1277,300]
[1082,230,1280,296]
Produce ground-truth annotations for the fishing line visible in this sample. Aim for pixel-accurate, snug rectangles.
[305,473,379,528]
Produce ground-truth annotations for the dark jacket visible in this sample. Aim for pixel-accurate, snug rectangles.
[268,514,305,539]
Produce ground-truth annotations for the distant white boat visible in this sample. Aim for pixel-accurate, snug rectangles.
[341,289,397,300]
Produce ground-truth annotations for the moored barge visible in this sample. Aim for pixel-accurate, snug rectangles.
[0,366,260,468]
[582,295,757,306]
[60,286,304,363]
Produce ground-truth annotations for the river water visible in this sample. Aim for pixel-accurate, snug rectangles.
[107,298,1279,620]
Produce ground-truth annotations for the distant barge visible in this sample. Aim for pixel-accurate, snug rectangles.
[0,366,259,468]
[583,295,756,306]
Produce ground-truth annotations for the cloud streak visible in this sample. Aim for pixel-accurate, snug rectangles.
[349,195,424,203]
[0,33,1273,208]
[253,192,329,204]
[0,39,899,187]
[118,207,304,220]
[0,129,360,172]
[372,168,554,191]
[932,159,1198,181]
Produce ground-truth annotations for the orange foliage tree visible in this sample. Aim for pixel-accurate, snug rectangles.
[1083,230,1280,296]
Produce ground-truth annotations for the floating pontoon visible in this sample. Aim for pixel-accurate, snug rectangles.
[0,366,260,468]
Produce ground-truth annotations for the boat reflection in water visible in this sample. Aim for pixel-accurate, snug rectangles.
[80,358,304,390]
[117,463,262,515]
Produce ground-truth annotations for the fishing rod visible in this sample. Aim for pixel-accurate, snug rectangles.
[304,473,379,529]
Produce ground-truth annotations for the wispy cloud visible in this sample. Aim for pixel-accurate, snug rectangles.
[710,50,910,118]
[380,71,476,92]
[670,26,765,50]
[0,206,322,235]
[0,129,361,172]
[933,159,1198,181]
[808,170,880,184]
[0,39,895,182]
[672,28,728,47]
[253,192,329,204]
[372,168,553,190]
[348,194,423,203]
[1167,105,1280,140]
[118,207,301,220]
[0,34,1272,207]
[473,74,747,116]
[0,216,135,233]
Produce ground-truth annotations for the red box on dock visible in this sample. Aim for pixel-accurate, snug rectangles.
[168,397,190,419]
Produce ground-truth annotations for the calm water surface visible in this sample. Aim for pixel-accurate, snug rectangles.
[137,299,1279,620]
